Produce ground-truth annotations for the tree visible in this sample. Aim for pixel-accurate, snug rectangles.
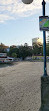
[9,47,19,57]
[18,46,33,60]
[11,53,17,58]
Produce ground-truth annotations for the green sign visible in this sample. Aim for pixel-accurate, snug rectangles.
[39,16,49,31]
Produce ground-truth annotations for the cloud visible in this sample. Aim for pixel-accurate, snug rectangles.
[0,14,14,23]
[0,0,49,23]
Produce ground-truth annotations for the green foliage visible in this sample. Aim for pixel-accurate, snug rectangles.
[11,53,17,58]
[0,42,48,59]
[18,46,33,60]
[9,47,19,57]
[8,45,33,60]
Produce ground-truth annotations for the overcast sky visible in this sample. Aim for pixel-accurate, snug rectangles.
[0,0,49,46]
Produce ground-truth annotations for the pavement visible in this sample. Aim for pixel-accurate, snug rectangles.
[0,61,45,111]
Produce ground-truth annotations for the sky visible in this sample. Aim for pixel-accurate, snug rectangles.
[0,0,49,46]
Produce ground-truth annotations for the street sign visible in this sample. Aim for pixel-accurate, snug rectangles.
[39,16,49,31]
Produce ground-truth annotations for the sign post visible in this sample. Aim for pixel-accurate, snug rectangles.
[41,0,47,76]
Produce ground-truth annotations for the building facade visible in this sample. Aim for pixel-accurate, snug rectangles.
[32,37,43,48]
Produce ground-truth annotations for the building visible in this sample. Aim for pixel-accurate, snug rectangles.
[46,35,49,43]
[32,37,43,48]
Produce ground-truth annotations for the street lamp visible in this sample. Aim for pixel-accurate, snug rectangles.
[22,0,33,4]
[22,0,47,76]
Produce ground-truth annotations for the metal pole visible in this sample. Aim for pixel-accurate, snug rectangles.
[42,0,47,76]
